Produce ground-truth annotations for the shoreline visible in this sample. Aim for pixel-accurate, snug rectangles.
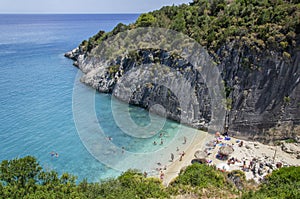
[157,133,300,186]
[159,131,210,185]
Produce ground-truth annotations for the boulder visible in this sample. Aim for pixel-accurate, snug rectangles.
[281,143,300,154]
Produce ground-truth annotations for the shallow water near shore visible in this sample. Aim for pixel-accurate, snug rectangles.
[0,14,205,181]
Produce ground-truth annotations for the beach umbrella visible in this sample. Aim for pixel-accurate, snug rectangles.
[218,145,234,156]
[216,163,230,171]
[194,150,207,159]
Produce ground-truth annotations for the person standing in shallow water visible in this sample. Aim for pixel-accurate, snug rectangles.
[183,136,187,144]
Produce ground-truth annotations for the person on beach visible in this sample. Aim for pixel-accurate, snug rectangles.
[239,141,243,147]
[171,153,174,162]
[176,146,179,151]
[160,171,164,180]
[179,151,185,161]
[143,171,148,178]
[183,136,187,144]
[179,154,183,161]
[222,131,228,137]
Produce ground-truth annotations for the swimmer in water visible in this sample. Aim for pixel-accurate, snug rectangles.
[160,139,164,145]
[107,137,113,141]
[50,151,59,158]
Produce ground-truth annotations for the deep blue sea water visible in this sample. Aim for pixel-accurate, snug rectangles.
[0,14,201,182]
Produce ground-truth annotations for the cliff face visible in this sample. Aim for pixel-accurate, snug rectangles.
[68,48,213,130]
[66,37,300,143]
[217,40,300,142]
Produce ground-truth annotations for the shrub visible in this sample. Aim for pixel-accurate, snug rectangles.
[283,51,291,59]
[171,164,226,188]
[136,13,157,27]
[242,166,300,199]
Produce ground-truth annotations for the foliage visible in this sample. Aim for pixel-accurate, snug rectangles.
[285,138,296,143]
[81,0,299,59]
[242,166,300,199]
[0,157,167,199]
[136,13,157,27]
[1,157,300,198]
[0,156,42,188]
[107,65,120,78]
[0,156,82,198]
[283,95,291,104]
[87,170,168,199]
[170,163,227,188]
[168,164,239,198]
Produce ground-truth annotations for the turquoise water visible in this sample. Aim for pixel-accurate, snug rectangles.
[0,14,201,182]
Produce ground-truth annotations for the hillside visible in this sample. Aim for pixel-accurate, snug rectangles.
[65,0,300,142]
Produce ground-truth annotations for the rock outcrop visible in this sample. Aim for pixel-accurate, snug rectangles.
[65,37,300,143]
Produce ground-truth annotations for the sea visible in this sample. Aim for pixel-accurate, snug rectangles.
[0,14,201,182]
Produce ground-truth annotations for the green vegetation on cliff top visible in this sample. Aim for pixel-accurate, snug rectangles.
[83,0,300,57]
[1,156,300,198]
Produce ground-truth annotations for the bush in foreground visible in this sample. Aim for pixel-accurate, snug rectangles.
[242,166,300,199]
[1,156,299,198]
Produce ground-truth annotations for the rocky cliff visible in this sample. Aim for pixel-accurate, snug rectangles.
[65,0,300,143]
[65,37,300,143]
[217,38,300,142]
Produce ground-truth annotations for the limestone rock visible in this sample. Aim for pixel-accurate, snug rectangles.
[281,143,300,155]
[65,36,300,142]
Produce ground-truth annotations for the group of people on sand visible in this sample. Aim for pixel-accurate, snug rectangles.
[211,131,286,182]
[155,136,188,181]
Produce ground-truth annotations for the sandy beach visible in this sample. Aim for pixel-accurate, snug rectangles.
[159,130,209,185]
[158,132,300,185]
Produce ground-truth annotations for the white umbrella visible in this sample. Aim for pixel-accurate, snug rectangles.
[194,150,207,159]
[218,145,234,156]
